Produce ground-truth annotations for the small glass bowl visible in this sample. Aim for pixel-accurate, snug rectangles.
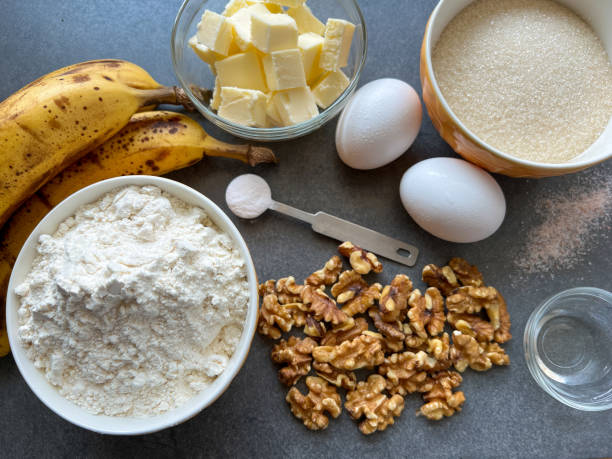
[171,0,367,141]
[524,287,612,411]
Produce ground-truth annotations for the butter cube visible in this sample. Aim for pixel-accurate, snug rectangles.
[251,12,298,53]
[265,92,282,126]
[288,5,324,35]
[222,0,249,16]
[188,35,223,71]
[273,87,319,125]
[218,87,267,127]
[263,0,305,7]
[215,50,267,92]
[227,3,269,50]
[298,32,324,84]
[311,70,350,108]
[210,78,222,110]
[320,18,355,71]
[197,10,234,56]
[263,49,306,91]
[247,1,284,14]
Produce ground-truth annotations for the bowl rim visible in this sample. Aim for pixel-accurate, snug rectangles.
[523,286,612,411]
[6,175,259,435]
[171,0,368,139]
[423,0,612,172]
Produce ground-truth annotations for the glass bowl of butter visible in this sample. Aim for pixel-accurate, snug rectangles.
[172,0,366,141]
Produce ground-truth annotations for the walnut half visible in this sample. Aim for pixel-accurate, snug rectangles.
[345,374,405,434]
[286,376,342,430]
[338,241,383,275]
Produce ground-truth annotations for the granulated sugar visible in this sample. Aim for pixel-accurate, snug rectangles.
[514,171,612,274]
[432,0,612,163]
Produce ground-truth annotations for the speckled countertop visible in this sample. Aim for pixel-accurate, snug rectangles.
[1,1,611,458]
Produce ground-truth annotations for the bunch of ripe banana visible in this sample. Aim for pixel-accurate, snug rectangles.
[0,59,277,356]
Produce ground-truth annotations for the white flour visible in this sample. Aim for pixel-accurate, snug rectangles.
[16,185,248,417]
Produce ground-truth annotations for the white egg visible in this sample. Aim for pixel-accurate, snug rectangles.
[335,78,422,170]
[399,158,506,243]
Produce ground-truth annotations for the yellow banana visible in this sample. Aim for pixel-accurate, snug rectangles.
[0,110,275,356]
[0,59,194,228]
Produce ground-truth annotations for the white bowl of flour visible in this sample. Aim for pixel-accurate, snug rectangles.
[6,176,258,435]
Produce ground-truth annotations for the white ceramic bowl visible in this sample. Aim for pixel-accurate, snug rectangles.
[6,176,259,435]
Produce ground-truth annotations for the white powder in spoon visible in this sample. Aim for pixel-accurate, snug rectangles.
[225,174,272,219]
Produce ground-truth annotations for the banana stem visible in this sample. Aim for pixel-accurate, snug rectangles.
[135,86,195,111]
[201,136,277,166]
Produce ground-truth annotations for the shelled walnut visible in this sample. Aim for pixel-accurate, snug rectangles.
[447,312,494,343]
[422,264,459,296]
[407,287,445,338]
[286,376,342,430]
[338,241,383,275]
[305,256,343,287]
[301,285,348,325]
[345,374,405,434]
[320,317,368,346]
[379,274,413,322]
[313,333,384,370]
[418,370,465,420]
[450,331,493,372]
[313,362,357,390]
[331,270,382,317]
[271,336,317,386]
[258,294,293,339]
[448,257,483,287]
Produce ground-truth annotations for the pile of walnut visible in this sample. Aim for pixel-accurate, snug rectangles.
[258,241,511,435]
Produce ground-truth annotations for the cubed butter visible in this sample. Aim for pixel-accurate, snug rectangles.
[298,32,324,84]
[263,49,306,91]
[263,0,305,7]
[320,18,355,71]
[265,92,282,126]
[311,70,350,108]
[210,78,222,110]
[188,35,223,71]
[218,87,267,127]
[222,0,249,16]
[287,5,324,35]
[251,12,298,53]
[196,10,234,56]
[246,1,283,13]
[273,87,319,125]
[227,3,269,50]
[215,50,268,92]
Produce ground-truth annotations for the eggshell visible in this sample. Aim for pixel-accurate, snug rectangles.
[335,78,422,170]
[399,158,506,243]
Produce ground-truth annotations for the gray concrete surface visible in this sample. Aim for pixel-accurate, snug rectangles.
[0,1,610,458]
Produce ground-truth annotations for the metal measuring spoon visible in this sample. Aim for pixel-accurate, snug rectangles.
[225,174,418,267]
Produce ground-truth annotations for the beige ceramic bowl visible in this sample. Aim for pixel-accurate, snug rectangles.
[421,0,612,178]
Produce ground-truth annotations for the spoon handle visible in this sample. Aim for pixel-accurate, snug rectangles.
[269,200,418,267]
[269,200,316,224]
[312,212,418,267]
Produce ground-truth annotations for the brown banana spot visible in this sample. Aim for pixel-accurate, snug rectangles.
[145,160,160,172]
[102,75,114,81]
[155,149,170,161]
[72,75,90,83]
[53,96,70,110]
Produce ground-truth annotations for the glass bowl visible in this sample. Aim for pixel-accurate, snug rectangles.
[524,287,612,411]
[171,0,367,141]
